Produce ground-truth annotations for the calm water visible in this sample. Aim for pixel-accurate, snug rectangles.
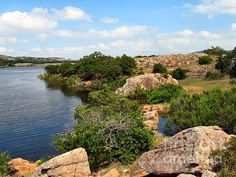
[0,67,85,160]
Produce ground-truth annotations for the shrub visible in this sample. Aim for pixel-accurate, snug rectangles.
[116,55,136,76]
[165,88,236,135]
[229,79,236,85]
[147,84,185,104]
[198,55,213,65]
[45,65,60,74]
[128,84,185,104]
[0,152,10,177]
[205,71,224,80]
[203,46,228,56]
[215,56,232,74]
[54,91,153,169]
[172,68,188,80]
[229,64,236,78]
[213,137,236,177]
[153,63,167,74]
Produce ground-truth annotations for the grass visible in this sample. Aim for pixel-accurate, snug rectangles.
[179,77,234,94]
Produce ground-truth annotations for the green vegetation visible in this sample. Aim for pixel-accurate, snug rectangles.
[198,55,213,65]
[42,52,136,91]
[205,71,224,80]
[129,84,185,104]
[165,88,236,135]
[213,137,236,177]
[53,90,153,169]
[172,68,188,80]
[153,63,167,74]
[203,46,228,56]
[0,55,63,67]
[0,152,10,177]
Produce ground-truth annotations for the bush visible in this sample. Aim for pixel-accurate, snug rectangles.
[153,63,167,74]
[205,71,224,80]
[45,65,60,74]
[129,84,185,104]
[165,88,236,135]
[172,68,188,80]
[0,152,10,177]
[215,56,232,74]
[147,84,185,104]
[54,91,153,169]
[213,137,236,177]
[198,55,213,65]
[229,64,236,78]
[203,46,228,56]
[229,79,236,85]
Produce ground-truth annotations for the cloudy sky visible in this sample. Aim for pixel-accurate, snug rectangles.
[0,0,236,59]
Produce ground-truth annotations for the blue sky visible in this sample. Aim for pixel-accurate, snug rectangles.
[0,0,235,59]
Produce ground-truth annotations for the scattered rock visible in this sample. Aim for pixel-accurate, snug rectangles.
[31,148,91,177]
[143,110,159,133]
[202,170,218,177]
[177,174,196,177]
[101,168,120,177]
[138,126,231,176]
[8,158,38,177]
[131,169,149,177]
[135,54,201,69]
[115,73,178,94]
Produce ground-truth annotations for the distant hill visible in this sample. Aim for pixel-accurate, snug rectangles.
[0,54,66,67]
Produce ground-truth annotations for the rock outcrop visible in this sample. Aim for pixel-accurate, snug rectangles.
[8,158,39,177]
[177,174,196,177]
[143,110,159,133]
[115,73,178,94]
[136,54,201,69]
[31,148,91,177]
[138,126,231,176]
[202,170,218,177]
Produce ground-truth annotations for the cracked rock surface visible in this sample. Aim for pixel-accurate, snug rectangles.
[31,148,91,177]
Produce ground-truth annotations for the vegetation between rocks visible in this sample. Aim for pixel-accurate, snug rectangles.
[53,90,153,170]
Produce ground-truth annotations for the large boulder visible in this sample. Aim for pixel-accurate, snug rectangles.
[8,158,39,177]
[138,126,231,176]
[31,148,91,177]
[115,73,178,94]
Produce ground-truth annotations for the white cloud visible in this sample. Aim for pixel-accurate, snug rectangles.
[54,25,150,39]
[32,48,43,52]
[0,47,14,53]
[0,36,29,45]
[232,23,236,30]
[37,33,48,41]
[52,6,91,21]
[101,17,119,24]
[200,30,219,39]
[186,0,236,16]
[54,30,77,38]
[0,8,57,33]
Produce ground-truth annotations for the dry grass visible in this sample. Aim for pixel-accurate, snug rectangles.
[179,77,234,94]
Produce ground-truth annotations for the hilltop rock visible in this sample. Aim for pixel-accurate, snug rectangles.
[8,158,39,177]
[31,148,91,177]
[135,54,202,69]
[138,126,231,176]
[115,73,178,94]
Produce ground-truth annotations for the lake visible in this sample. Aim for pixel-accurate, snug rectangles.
[0,67,86,161]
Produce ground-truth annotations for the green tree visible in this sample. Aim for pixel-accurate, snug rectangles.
[165,88,236,135]
[116,55,136,75]
[172,68,188,80]
[153,63,167,74]
[54,91,153,169]
[198,55,213,65]
[0,152,10,177]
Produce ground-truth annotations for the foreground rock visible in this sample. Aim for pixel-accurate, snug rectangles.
[8,158,39,177]
[31,148,91,177]
[138,126,231,176]
[177,174,196,177]
[115,73,178,94]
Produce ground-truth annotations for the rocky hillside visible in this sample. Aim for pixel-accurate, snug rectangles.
[135,53,216,78]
